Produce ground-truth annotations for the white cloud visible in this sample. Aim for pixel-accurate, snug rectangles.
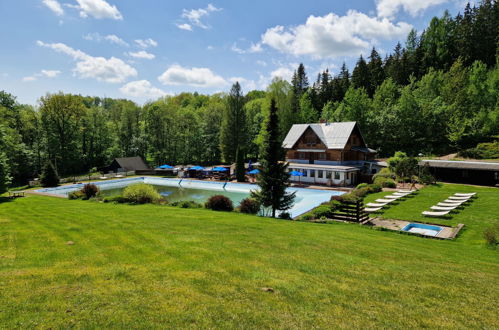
[376,0,450,18]
[158,64,227,88]
[23,69,61,82]
[74,0,122,20]
[127,50,155,60]
[177,23,193,31]
[261,10,412,59]
[134,38,158,49]
[83,33,129,46]
[180,3,222,29]
[231,42,263,54]
[37,40,137,83]
[42,0,64,16]
[229,77,256,91]
[120,80,166,98]
[231,43,245,54]
[270,67,294,81]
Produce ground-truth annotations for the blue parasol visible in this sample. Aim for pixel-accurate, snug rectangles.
[189,166,205,171]
[212,166,228,172]
[248,169,260,175]
[158,164,174,169]
[290,170,304,176]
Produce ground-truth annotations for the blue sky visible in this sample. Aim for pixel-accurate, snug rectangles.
[0,0,469,105]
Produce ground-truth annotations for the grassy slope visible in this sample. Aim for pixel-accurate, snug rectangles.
[0,187,497,328]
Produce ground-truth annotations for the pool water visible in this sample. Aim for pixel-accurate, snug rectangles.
[35,177,343,218]
[402,223,442,237]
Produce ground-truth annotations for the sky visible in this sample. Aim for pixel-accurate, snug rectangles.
[0,0,470,105]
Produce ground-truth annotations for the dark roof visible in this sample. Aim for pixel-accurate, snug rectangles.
[113,156,150,171]
[419,160,499,171]
[351,146,376,153]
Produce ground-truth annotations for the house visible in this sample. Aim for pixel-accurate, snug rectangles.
[106,156,150,173]
[419,160,499,186]
[282,121,376,186]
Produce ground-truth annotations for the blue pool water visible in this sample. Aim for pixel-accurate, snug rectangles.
[35,177,344,218]
[402,223,442,237]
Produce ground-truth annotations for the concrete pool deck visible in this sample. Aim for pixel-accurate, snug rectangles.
[368,218,464,239]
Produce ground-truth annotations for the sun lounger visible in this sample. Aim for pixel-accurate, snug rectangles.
[431,205,458,211]
[448,196,471,201]
[99,176,108,180]
[442,199,466,205]
[438,202,464,207]
[393,192,411,197]
[364,207,383,213]
[384,195,403,199]
[422,210,450,217]
[375,199,394,203]
[454,193,476,197]
[366,202,389,207]
[398,189,417,193]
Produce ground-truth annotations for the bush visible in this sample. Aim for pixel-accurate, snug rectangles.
[483,224,499,247]
[123,183,161,204]
[238,198,261,214]
[40,160,59,187]
[373,167,396,180]
[205,195,233,211]
[81,184,99,199]
[356,183,368,189]
[278,212,292,220]
[459,141,499,159]
[170,200,203,208]
[374,176,396,188]
[300,200,340,220]
[369,183,382,193]
[68,190,85,200]
[103,195,129,203]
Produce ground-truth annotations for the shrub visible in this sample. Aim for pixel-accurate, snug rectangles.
[123,183,161,204]
[81,184,99,199]
[278,212,292,220]
[170,200,203,208]
[301,200,341,220]
[374,176,396,188]
[40,160,59,187]
[68,190,85,200]
[369,183,382,193]
[459,141,499,159]
[238,198,261,214]
[205,195,233,211]
[373,167,396,180]
[483,224,499,247]
[356,183,368,189]
[103,195,129,203]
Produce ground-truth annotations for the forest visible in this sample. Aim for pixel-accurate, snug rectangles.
[0,0,498,185]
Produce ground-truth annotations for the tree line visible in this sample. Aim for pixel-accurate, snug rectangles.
[0,0,498,188]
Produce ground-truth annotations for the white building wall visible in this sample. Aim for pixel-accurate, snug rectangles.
[289,168,357,186]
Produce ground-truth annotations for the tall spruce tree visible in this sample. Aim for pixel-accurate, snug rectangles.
[251,99,295,218]
[352,55,370,92]
[220,82,246,163]
[235,146,245,182]
[291,63,309,124]
[367,47,385,97]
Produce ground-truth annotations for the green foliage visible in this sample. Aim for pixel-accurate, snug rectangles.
[205,195,234,212]
[123,183,160,204]
[102,195,129,204]
[170,200,203,209]
[235,147,245,182]
[251,99,295,218]
[68,190,85,200]
[220,82,246,163]
[0,151,11,194]
[40,160,59,187]
[278,212,292,220]
[356,183,368,189]
[238,198,261,214]
[373,176,397,188]
[459,141,499,159]
[483,224,498,247]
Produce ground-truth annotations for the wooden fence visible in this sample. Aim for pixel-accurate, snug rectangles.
[330,200,369,223]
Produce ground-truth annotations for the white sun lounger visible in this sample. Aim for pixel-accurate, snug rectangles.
[454,193,476,197]
[398,189,417,193]
[366,202,389,207]
[438,202,464,207]
[443,199,466,205]
[384,195,403,199]
[448,196,471,201]
[422,210,450,217]
[393,192,411,197]
[375,199,394,203]
[431,205,458,211]
[364,207,383,213]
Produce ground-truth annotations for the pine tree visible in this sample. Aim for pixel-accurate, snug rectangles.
[351,55,370,92]
[220,82,246,163]
[40,160,59,187]
[251,99,295,218]
[291,63,309,124]
[367,47,385,97]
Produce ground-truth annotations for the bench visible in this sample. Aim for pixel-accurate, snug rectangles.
[8,191,25,198]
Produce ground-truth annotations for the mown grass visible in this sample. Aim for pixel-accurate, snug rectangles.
[364,183,499,245]
[0,184,498,328]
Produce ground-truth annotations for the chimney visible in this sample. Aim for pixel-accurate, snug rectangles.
[319,118,326,124]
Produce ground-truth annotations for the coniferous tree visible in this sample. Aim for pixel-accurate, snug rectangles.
[235,146,245,182]
[40,160,59,187]
[291,63,309,124]
[220,82,246,163]
[352,55,370,92]
[367,47,385,97]
[251,99,295,218]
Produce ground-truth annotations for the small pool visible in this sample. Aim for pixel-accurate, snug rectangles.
[402,223,442,237]
[35,177,344,218]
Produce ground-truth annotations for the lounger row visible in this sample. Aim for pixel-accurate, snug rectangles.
[364,189,418,213]
[422,193,476,217]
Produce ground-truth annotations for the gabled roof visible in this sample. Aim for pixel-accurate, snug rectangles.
[282,122,358,149]
[113,156,150,171]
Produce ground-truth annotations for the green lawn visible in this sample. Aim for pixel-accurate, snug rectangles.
[0,184,498,328]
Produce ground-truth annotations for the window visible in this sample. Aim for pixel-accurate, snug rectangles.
[326,171,332,179]
[302,169,308,177]
[334,172,340,180]
[310,170,315,177]
[299,152,306,159]
[318,170,324,178]
[318,153,326,160]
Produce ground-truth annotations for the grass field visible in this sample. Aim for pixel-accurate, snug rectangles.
[0,183,498,328]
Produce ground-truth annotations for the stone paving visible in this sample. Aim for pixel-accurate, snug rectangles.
[369,218,463,239]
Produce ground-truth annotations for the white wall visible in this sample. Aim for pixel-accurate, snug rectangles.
[289,168,357,186]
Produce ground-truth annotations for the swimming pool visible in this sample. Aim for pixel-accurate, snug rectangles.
[35,177,344,218]
[402,223,443,237]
